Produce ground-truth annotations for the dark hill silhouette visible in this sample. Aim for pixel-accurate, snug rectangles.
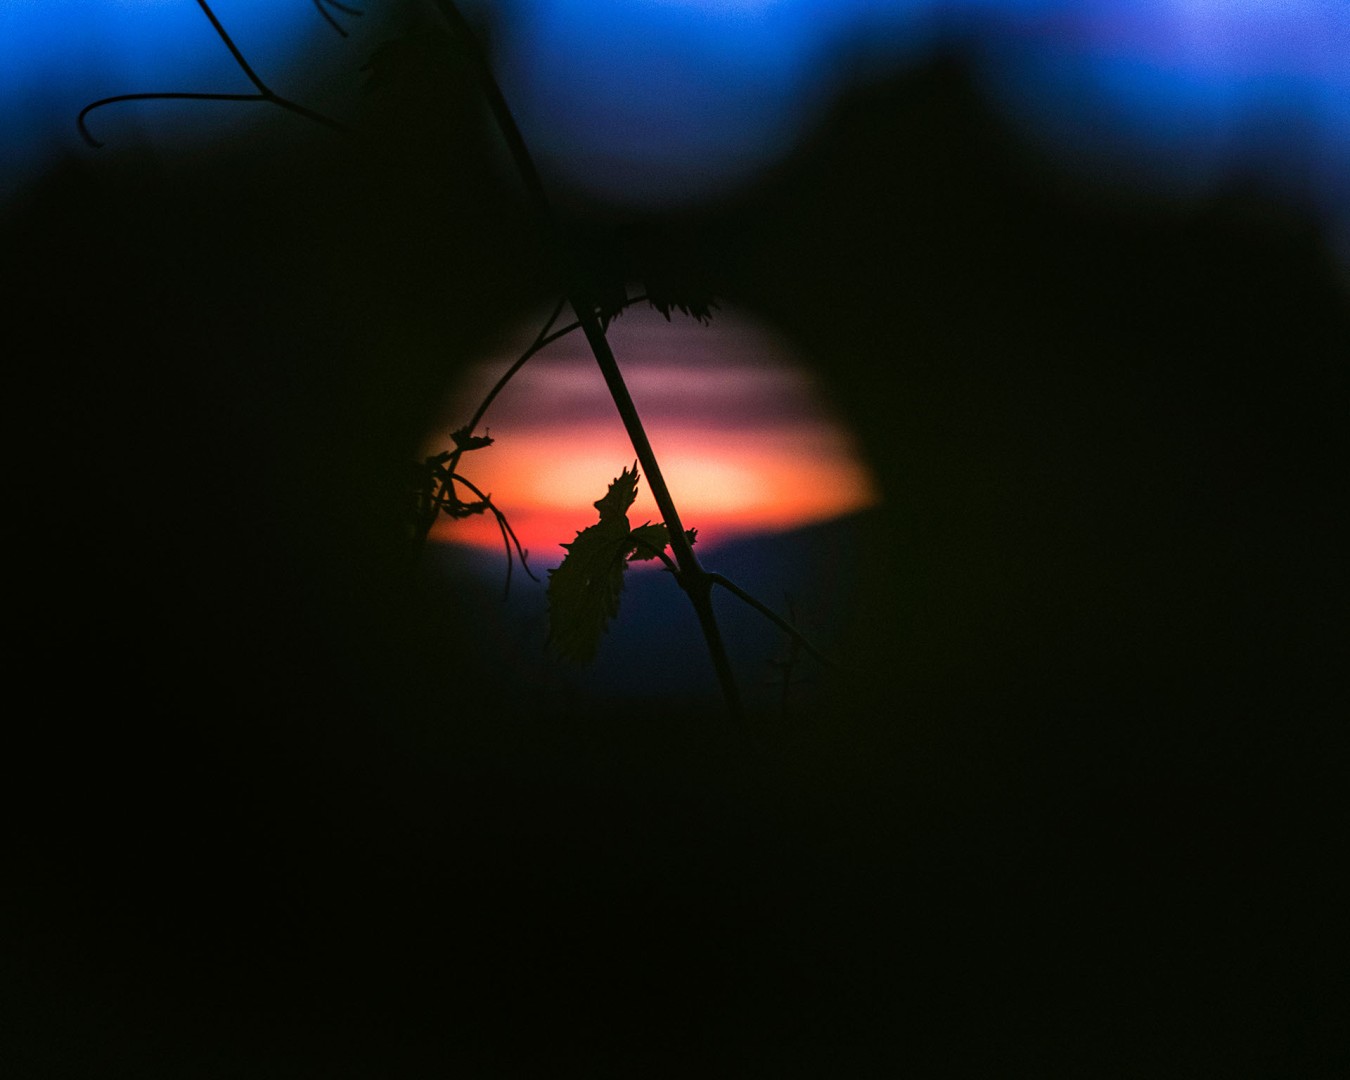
[422,509,872,713]
[3,42,1347,1078]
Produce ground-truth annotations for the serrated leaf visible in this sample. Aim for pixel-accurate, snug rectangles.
[547,465,641,663]
[593,462,639,523]
[646,292,719,325]
[546,517,631,663]
[627,522,670,561]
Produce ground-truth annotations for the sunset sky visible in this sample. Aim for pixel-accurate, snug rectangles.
[424,304,879,563]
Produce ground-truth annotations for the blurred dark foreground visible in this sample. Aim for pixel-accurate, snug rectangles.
[3,52,1348,1077]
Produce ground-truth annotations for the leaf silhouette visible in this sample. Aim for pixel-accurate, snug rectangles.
[592,462,639,522]
[451,426,493,452]
[627,524,695,561]
[547,464,645,663]
[626,522,670,561]
[569,221,720,328]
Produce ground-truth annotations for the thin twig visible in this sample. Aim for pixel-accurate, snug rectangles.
[79,1,346,147]
[313,0,364,38]
[422,465,527,601]
[766,594,810,719]
[433,298,567,516]
[628,536,679,574]
[708,573,834,669]
[452,473,538,586]
[463,293,649,443]
[463,297,568,438]
[79,92,261,148]
[429,1,555,233]
[492,510,514,600]
[193,0,268,93]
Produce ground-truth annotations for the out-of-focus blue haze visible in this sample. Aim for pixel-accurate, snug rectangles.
[3,0,1347,254]
[0,2,327,191]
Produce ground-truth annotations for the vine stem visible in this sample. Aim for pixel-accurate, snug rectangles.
[462,292,648,446]
[78,0,345,147]
[463,297,568,439]
[451,473,538,599]
[430,0,742,718]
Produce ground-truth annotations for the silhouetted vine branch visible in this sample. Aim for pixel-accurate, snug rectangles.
[447,473,536,600]
[407,291,650,572]
[462,292,651,443]
[78,0,346,148]
[413,443,538,597]
[313,0,364,39]
[80,0,836,719]
[424,291,651,509]
[419,0,750,713]
[629,536,679,574]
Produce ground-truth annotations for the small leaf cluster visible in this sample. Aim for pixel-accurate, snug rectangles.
[414,429,494,524]
[411,428,535,596]
[547,465,694,663]
[569,222,720,329]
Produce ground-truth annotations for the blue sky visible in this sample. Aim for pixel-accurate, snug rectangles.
[4,1,1347,254]
[0,1,332,194]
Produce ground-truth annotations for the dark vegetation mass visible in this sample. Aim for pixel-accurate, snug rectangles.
[4,6,1347,1075]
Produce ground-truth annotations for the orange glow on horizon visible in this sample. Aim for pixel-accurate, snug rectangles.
[424,305,879,564]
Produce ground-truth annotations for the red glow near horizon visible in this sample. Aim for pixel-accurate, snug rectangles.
[425,305,879,566]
